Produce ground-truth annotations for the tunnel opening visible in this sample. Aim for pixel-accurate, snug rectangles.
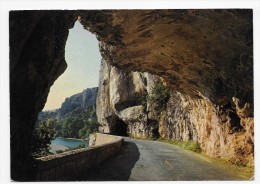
[114,119,128,136]
[151,126,160,139]
[148,119,160,139]
[9,10,254,180]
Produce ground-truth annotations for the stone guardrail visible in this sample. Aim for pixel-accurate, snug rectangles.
[35,133,123,181]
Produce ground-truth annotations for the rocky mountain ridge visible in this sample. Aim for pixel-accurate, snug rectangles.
[38,87,98,122]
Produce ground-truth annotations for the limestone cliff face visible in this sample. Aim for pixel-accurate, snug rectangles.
[58,88,97,119]
[96,59,161,137]
[96,60,253,166]
[160,92,253,166]
[38,87,98,121]
[84,10,253,166]
[10,10,253,179]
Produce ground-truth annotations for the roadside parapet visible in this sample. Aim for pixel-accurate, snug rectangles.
[35,133,123,181]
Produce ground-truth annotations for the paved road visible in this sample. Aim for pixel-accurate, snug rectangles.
[76,137,247,181]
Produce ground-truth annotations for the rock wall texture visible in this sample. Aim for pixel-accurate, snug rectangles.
[80,10,253,107]
[160,92,254,166]
[10,10,253,180]
[58,87,98,119]
[96,59,253,166]
[82,10,253,166]
[96,58,161,137]
[89,133,123,147]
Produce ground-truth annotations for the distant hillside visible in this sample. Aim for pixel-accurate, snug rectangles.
[37,87,99,139]
[38,87,98,122]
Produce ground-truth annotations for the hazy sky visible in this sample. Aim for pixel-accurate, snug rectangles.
[43,21,101,110]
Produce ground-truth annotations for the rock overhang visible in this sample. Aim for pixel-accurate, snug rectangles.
[9,9,254,180]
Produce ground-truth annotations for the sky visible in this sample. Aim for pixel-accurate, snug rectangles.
[43,21,101,110]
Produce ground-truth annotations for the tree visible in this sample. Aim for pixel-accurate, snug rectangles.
[37,106,99,140]
[53,121,62,137]
[79,127,87,138]
[46,119,55,130]
[148,82,170,114]
[70,117,84,138]
[31,122,53,157]
[78,119,99,139]
[61,118,72,137]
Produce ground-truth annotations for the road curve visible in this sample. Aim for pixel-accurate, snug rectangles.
[125,138,245,181]
[76,137,247,181]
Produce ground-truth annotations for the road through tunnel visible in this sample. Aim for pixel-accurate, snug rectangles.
[114,119,128,136]
[9,9,254,180]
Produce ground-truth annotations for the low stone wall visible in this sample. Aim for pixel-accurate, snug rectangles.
[35,134,123,181]
[89,133,121,146]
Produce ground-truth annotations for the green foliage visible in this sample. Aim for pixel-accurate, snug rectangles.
[31,122,54,157]
[33,105,99,157]
[184,141,202,153]
[46,119,56,130]
[79,127,87,138]
[148,82,170,114]
[160,139,202,153]
[43,107,99,139]
[86,106,97,119]
[79,119,99,139]
[38,110,58,122]
[53,121,62,137]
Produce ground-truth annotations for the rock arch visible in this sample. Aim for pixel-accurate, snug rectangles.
[10,10,253,180]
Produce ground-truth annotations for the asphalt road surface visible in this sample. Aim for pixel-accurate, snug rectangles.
[75,137,247,181]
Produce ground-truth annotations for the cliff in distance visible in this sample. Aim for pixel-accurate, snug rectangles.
[38,87,98,122]
[9,10,253,180]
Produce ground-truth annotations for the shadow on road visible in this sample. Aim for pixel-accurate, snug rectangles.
[73,141,140,181]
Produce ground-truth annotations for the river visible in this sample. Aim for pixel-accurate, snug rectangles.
[49,137,88,153]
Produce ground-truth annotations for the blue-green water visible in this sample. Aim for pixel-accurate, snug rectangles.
[51,137,88,149]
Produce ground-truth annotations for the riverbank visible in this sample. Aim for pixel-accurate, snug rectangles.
[55,137,88,141]
[49,137,88,154]
[49,144,69,154]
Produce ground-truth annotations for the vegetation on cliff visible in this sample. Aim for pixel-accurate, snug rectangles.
[148,82,170,114]
[38,88,98,138]
[51,106,99,139]
[32,88,99,156]
[140,81,170,115]
[37,104,98,140]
